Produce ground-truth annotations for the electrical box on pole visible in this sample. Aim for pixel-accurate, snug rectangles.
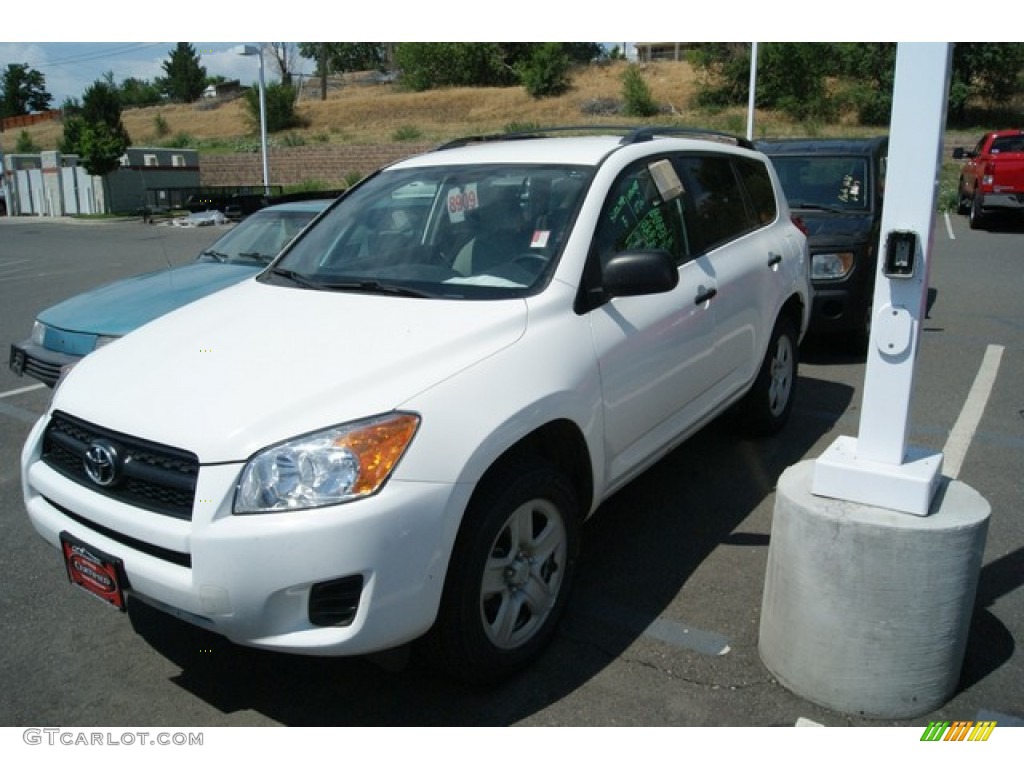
[811,43,952,516]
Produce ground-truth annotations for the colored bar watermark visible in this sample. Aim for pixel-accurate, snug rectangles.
[921,721,997,742]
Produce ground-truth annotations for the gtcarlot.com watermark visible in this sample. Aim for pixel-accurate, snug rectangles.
[23,728,203,747]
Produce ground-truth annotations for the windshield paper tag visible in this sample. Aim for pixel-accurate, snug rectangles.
[447,183,479,223]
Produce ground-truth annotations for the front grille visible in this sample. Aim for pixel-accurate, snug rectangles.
[9,346,62,386]
[42,411,199,520]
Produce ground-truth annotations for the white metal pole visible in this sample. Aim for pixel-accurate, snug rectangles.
[812,42,953,516]
[857,43,952,464]
[258,49,269,196]
[747,43,758,141]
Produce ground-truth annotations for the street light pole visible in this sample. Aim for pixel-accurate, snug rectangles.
[238,44,270,196]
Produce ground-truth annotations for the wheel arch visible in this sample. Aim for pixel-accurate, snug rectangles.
[781,291,808,344]
[471,419,594,524]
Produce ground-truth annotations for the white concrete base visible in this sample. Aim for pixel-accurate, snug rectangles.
[812,435,943,516]
[760,460,990,718]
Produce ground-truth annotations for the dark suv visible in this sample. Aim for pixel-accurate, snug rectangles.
[757,136,887,350]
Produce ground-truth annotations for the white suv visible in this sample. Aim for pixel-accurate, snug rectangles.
[22,128,809,682]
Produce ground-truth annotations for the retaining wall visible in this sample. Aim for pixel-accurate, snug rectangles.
[198,143,435,187]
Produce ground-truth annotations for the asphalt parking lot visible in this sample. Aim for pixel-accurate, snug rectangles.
[0,213,1021,732]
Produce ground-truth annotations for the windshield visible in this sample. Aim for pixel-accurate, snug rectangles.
[264,163,592,299]
[198,208,322,264]
[769,156,873,212]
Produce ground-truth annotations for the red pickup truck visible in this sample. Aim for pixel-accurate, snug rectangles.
[954,129,1024,229]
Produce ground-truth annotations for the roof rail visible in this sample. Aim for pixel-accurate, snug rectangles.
[434,125,755,152]
[620,126,754,150]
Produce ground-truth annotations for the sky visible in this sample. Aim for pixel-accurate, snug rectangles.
[0,42,288,105]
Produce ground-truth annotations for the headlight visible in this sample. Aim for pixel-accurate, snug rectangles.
[811,251,854,280]
[31,321,47,346]
[234,413,420,513]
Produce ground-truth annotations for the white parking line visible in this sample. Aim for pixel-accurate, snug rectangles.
[942,344,1004,479]
[944,210,956,240]
[0,383,45,399]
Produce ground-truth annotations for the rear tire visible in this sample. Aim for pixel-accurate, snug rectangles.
[969,191,987,230]
[422,460,580,684]
[736,316,798,437]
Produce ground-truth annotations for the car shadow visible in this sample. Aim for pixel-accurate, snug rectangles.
[971,213,1024,234]
[129,374,853,725]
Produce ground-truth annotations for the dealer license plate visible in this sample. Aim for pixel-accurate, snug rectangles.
[60,532,127,611]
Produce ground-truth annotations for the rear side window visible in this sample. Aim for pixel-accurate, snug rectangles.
[671,155,756,253]
[735,157,777,225]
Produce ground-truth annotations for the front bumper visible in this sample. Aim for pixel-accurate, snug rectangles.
[9,341,79,387]
[808,266,874,336]
[22,416,468,655]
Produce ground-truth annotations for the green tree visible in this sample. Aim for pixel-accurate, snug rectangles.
[59,115,84,154]
[949,42,1024,124]
[118,76,163,108]
[77,121,127,177]
[0,63,52,118]
[759,43,835,121]
[690,42,1024,127]
[691,43,752,108]
[61,80,130,192]
[832,43,896,125]
[157,43,207,103]
[15,129,40,152]
[299,43,385,75]
[394,43,518,91]
[520,43,573,98]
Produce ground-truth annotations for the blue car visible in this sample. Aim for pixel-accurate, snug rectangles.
[9,199,331,386]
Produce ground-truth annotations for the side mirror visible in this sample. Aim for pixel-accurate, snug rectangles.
[603,250,679,298]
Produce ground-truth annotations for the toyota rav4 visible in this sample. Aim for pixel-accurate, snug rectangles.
[22,127,810,682]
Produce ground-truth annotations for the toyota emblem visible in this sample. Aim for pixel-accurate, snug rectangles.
[83,441,120,487]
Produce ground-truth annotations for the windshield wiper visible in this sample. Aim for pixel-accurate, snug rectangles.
[198,249,229,262]
[235,251,274,263]
[319,280,433,298]
[268,267,322,289]
[790,202,847,214]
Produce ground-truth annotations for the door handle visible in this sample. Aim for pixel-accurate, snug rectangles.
[768,252,783,268]
[695,288,717,305]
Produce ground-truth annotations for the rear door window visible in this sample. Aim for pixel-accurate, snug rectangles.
[671,154,757,254]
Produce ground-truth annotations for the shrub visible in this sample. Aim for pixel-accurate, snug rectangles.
[166,132,194,148]
[153,112,170,138]
[392,125,423,141]
[244,82,305,133]
[621,65,658,117]
[504,121,543,133]
[15,130,39,153]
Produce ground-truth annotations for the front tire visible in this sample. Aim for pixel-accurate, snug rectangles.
[956,179,971,215]
[423,460,580,684]
[736,316,798,436]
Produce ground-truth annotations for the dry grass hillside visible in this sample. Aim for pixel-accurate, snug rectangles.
[3,60,887,156]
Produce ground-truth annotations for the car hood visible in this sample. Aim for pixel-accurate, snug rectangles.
[793,210,877,245]
[37,262,260,338]
[53,279,528,463]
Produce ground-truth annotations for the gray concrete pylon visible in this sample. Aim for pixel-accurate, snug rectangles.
[759,460,990,718]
